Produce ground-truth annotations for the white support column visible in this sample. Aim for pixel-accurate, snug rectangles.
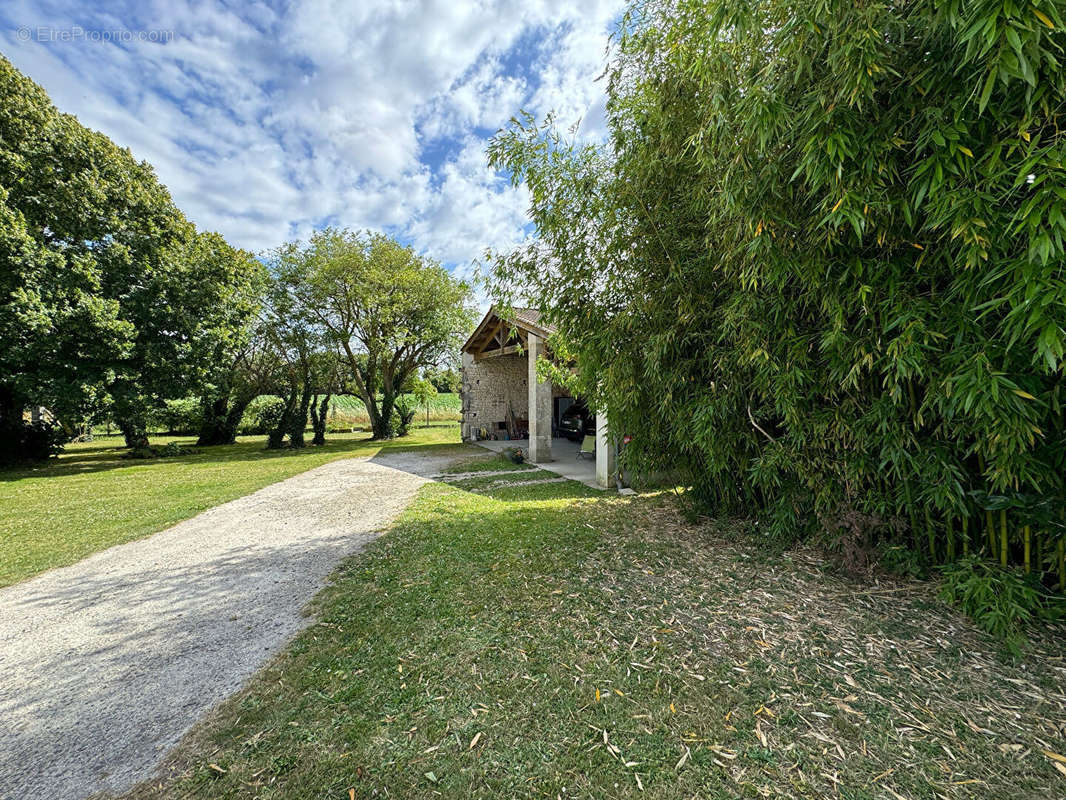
[595,412,615,489]
[527,333,552,463]
[460,351,474,441]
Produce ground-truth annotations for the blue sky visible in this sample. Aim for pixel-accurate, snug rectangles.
[0,0,621,278]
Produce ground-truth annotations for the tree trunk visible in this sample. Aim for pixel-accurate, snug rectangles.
[119,418,149,449]
[267,388,298,449]
[371,390,397,440]
[310,393,331,446]
[288,384,312,448]
[0,384,20,428]
[197,394,254,446]
[0,384,24,463]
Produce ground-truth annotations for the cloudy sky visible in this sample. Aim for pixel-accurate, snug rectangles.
[0,0,622,277]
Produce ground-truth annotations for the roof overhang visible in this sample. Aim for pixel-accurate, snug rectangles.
[462,306,555,361]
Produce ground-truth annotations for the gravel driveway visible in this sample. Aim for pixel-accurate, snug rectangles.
[0,449,462,800]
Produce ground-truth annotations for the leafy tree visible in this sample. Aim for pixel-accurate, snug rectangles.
[196,325,276,446]
[424,365,461,393]
[411,376,438,429]
[0,55,260,455]
[259,260,321,449]
[282,229,475,439]
[1,55,170,453]
[108,229,266,448]
[488,0,1066,593]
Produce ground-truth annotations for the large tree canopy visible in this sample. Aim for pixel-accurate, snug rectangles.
[271,229,475,439]
[489,1,1066,586]
[0,55,262,456]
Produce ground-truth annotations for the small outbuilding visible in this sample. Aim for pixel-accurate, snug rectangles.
[460,306,616,488]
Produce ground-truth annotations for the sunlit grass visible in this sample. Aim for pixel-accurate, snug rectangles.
[0,424,462,587]
[123,463,1065,800]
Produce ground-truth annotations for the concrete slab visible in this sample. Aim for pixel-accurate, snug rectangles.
[473,437,606,490]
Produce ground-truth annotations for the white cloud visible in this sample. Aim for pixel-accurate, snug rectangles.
[0,0,623,264]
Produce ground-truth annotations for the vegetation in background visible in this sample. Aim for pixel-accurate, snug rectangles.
[272,228,476,440]
[325,392,460,430]
[137,392,462,438]
[410,377,439,429]
[195,301,277,447]
[488,1,1066,620]
[1,58,465,459]
[121,467,1066,800]
[0,425,462,588]
[423,365,461,393]
[0,56,263,458]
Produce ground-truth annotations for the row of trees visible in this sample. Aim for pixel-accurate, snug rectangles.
[199,229,473,448]
[488,1,1066,597]
[0,54,263,459]
[1,55,473,462]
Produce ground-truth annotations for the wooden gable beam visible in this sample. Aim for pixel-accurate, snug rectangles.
[474,319,504,356]
[475,343,524,361]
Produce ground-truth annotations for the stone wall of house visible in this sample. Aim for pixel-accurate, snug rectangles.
[460,352,529,440]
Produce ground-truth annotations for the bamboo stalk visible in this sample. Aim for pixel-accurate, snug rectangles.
[926,508,936,563]
[903,481,920,553]
[961,515,969,556]
[1058,539,1065,593]
[1023,525,1031,573]
[946,516,955,561]
[999,509,1008,567]
[977,454,995,554]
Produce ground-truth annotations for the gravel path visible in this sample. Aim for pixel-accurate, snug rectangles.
[0,449,462,800]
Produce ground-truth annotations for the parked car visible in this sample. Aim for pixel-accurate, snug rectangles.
[558,402,595,442]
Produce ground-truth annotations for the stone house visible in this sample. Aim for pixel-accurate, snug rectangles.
[460,306,615,488]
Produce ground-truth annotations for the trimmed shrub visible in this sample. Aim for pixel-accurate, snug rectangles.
[239,396,285,436]
[150,398,202,436]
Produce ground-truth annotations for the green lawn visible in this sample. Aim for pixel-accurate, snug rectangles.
[0,424,463,587]
[123,460,1066,800]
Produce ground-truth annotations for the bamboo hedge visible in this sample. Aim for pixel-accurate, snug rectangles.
[488,0,1066,596]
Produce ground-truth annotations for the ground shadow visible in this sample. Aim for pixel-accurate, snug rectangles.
[0,428,464,483]
[0,530,386,799]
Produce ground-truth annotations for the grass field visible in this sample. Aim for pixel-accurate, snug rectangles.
[0,424,463,587]
[328,393,461,428]
[124,456,1066,800]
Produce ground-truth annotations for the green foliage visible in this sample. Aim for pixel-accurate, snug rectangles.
[394,395,417,437]
[878,544,931,581]
[123,441,194,460]
[409,376,438,428]
[0,56,263,454]
[0,418,67,465]
[487,0,1066,603]
[270,228,476,440]
[239,396,286,435]
[940,556,1058,652]
[158,441,193,458]
[502,445,525,464]
[149,398,203,436]
[423,366,461,393]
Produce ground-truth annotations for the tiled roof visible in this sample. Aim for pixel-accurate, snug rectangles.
[509,307,556,335]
